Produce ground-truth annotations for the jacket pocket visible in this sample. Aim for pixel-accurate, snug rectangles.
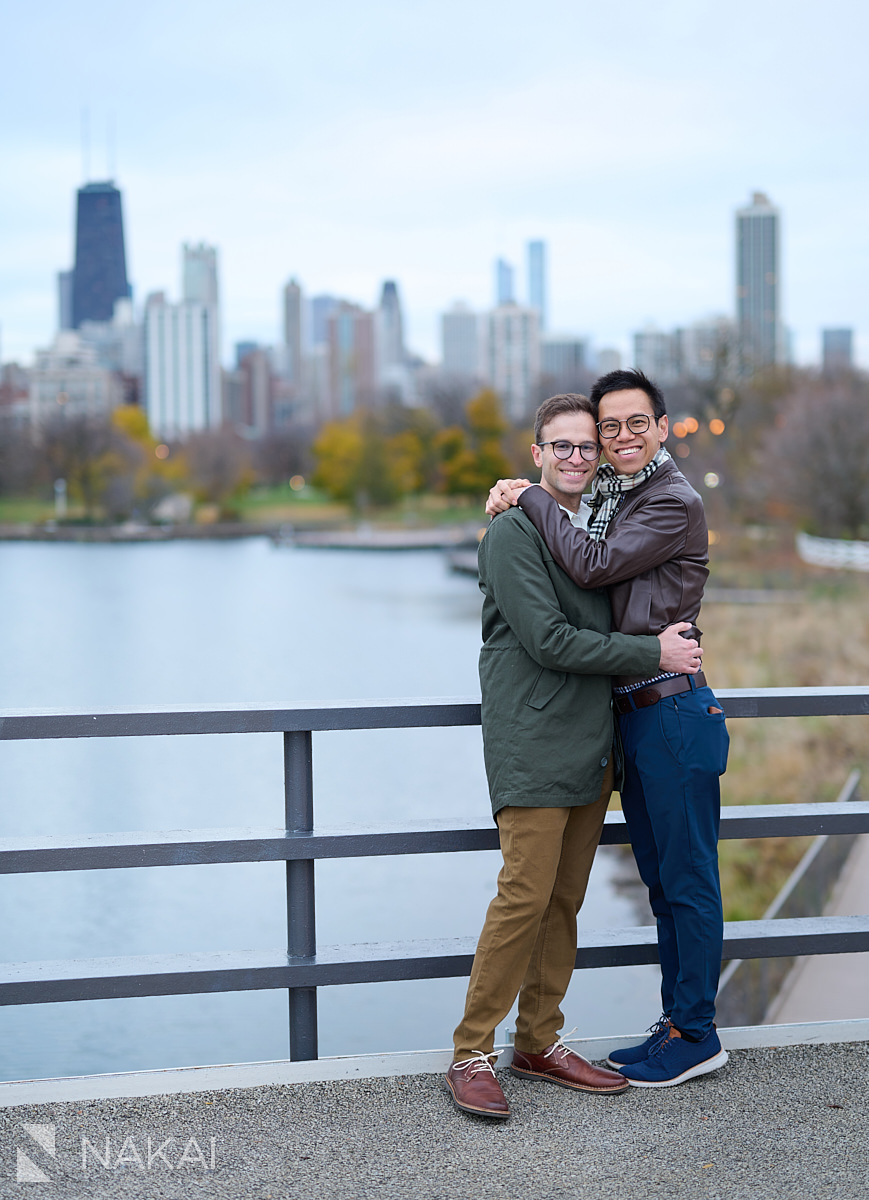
[524,666,567,710]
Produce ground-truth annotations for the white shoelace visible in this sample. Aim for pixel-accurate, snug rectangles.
[542,1027,586,1063]
[452,1050,501,1078]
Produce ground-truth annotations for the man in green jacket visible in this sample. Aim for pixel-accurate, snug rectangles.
[446,392,703,1120]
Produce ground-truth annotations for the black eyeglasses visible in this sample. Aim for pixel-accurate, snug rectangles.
[596,414,653,439]
[536,440,603,462]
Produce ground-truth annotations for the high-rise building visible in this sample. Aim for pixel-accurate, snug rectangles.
[183,242,219,306]
[235,341,259,368]
[144,289,222,439]
[441,303,480,377]
[527,240,547,332]
[377,281,405,369]
[283,279,304,384]
[376,280,409,400]
[541,335,585,386]
[674,317,735,381]
[57,270,74,331]
[28,332,123,427]
[495,258,515,306]
[327,302,377,417]
[310,295,340,347]
[595,348,622,375]
[483,304,540,422]
[71,182,131,329]
[822,328,854,374]
[736,191,782,372]
[633,327,678,384]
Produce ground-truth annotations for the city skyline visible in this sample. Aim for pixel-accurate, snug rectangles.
[2,0,868,368]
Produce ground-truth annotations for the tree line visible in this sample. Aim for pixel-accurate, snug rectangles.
[1,371,867,538]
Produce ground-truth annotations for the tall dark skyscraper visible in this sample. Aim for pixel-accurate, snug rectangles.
[71,181,131,328]
[735,191,781,372]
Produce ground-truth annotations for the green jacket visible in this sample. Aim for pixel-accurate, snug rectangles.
[478,507,660,818]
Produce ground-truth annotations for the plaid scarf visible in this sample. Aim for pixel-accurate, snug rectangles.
[586,447,671,542]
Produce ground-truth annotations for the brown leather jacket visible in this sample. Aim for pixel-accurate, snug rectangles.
[516,458,709,687]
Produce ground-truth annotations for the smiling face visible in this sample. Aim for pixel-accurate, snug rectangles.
[531,411,600,512]
[597,388,668,475]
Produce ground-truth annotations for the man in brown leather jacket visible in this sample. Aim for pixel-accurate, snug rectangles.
[487,369,730,1089]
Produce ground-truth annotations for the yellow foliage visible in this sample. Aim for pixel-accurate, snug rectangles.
[466,389,508,438]
[386,429,425,494]
[311,419,365,503]
[112,406,152,445]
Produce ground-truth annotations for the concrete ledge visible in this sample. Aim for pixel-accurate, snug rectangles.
[2,1018,868,1107]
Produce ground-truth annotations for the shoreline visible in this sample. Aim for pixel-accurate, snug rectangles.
[0,520,484,549]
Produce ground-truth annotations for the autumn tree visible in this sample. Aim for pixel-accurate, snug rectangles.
[761,373,869,538]
[185,428,255,516]
[312,407,439,509]
[436,389,513,498]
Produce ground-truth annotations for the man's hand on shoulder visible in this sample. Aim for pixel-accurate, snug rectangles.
[485,478,534,517]
[657,623,703,674]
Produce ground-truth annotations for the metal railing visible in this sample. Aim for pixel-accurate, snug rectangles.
[1,687,868,1062]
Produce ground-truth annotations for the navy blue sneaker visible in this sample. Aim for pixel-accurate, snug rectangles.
[606,1015,671,1068]
[619,1025,728,1088]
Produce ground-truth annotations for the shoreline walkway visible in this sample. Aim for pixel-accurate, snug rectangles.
[2,1026,867,1199]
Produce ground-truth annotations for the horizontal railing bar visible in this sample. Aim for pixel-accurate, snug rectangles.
[1,688,868,741]
[2,916,867,1005]
[3,802,869,874]
[717,687,869,719]
[0,698,483,741]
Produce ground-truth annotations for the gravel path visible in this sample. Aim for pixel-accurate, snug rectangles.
[1,1042,867,1199]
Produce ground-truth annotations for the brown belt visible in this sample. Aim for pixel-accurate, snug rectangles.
[613,671,707,715]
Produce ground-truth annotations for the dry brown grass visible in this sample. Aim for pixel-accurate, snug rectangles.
[612,533,869,921]
[703,545,869,919]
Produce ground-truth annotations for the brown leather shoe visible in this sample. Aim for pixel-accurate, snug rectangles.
[446,1053,510,1119]
[511,1034,629,1094]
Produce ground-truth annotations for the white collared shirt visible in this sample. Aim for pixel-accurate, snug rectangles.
[559,498,592,530]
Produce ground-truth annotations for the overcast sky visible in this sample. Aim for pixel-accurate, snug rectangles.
[2,0,867,367]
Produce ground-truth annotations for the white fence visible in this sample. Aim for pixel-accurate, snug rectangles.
[796,531,869,572]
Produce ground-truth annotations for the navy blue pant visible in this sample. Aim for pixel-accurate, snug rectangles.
[617,681,729,1040]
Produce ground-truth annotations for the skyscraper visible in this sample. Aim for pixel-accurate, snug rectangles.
[633,327,678,384]
[183,242,219,306]
[495,258,514,306]
[441,303,481,376]
[483,304,540,422]
[377,280,405,370]
[822,328,854,374]
[327,303,377,417]
[57,270,74,331]
[310,295,339,347]
[735,191,782,372]
[144,243,222,438]
[283,279,304,385]
[527,240,547,331]
[70,181,131,328]
[541,335,586,386]
[144,291,222,438]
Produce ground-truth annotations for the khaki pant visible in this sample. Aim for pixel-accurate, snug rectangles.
[453,764,613,1061]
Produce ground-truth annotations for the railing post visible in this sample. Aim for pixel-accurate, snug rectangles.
[284,729,318,1060]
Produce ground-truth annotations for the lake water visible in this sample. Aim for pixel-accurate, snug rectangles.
[0,538,659,1082]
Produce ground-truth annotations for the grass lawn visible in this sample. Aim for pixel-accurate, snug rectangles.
[237,485,487,527]
[0,496,62,523]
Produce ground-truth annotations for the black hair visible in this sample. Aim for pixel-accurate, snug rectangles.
[589,368,666,421]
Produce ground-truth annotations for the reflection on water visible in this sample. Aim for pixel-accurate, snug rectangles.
[0,539,659,1080]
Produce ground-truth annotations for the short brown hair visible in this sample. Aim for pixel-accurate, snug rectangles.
[534,393,595,444]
